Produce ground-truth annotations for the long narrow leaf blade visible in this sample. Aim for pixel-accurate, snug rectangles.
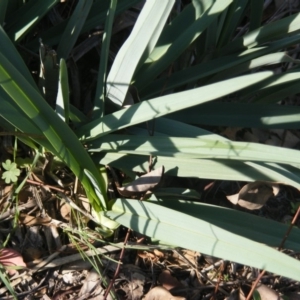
[56,59,70,123]
[25,0,142,50]
[106,0,175,106]
[150,198,300,252]
[0,0,8,26]
[77,72,274,139]
[88,135,300,166]
[0,51,106,210]
[221,12,300,54]
[104,199,300,281]
[7,0,59,42]
[93,0,117,119]
[96,152,300,189]
[0,26,38,90]
[141,50,300,99]
[56,0,93,60]
[134,0,233,90]
[249,0,263,31]
[169,102,300,129]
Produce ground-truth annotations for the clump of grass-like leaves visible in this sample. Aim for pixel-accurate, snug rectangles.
[1,0,300,285]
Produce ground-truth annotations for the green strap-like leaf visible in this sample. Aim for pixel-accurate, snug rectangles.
[96,152,300,189]
[249,0,263,31]
[141,48,300,99]
[106,0,175,106]
[221,11,300,54]
[216,0,248,49]
[0,26,38,90]
[7,0,59,42]
[0,0,8,26]
[0,50,106,210]
[149,198,300,252]
[104,199,300,281]
[56,0,93,60]
[88,134,300,166]
[168,102,300,129]
[134,0,233,90]
[140,1,207,67]
[24,0,143,50]
[77,71,274,139]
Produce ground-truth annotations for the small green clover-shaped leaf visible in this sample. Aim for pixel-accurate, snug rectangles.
[2,160,21,184]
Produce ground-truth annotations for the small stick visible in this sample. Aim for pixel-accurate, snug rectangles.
[26,179,66,193]
[103,229,131,299]
[245,270,266,300]
[278,204,300,250]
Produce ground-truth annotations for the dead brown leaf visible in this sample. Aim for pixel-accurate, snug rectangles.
[226,181,279,210]
[256,283,284,300]
[138,250,157,261]
[144,286,186,300]
[19,212,52,226]
[158,270,183,291]
[282,130,300,148]
[119,265,146,300]
[22,247,42,262]
[225,288,240,300]
[251,128,270,143]
[60,202,71,221]
[265,135,281,146]
[153,249,164,259]
[242,131,259,143]
[118,166,164,198]
[221,127,242,140]
[182,249,199,265]
[79,196,91,214]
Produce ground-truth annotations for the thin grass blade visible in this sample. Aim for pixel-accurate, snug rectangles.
[56,59,70,123]
[0,268,17,300]
[93,0,117,119]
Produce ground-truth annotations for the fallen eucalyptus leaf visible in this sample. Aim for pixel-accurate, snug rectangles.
[144,286,186,300]
[118,166,164,197]
[226,181,279,210]
[158,270,183,291]
[256,283,284,300]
